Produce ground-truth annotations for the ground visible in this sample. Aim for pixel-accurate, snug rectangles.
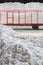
[12,26,43,37]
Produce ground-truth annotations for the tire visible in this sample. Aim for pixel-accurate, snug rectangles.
[32,25,39,30]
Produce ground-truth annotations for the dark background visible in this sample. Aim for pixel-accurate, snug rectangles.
[0,0,43,3]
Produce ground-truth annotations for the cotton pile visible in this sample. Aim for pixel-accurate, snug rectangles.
[0,25,32,65]
[0,2,43,10]
[0,25,43,65]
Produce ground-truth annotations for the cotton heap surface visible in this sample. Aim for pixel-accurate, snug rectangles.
[0,2,43,10]
[0,25,43,65]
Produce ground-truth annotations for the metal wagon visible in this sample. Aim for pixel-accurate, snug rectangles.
[0,10,43,29]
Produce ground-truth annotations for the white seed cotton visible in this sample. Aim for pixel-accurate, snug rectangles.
[0,2,43,65]
[0,25,43,65]
[0,2,43,10]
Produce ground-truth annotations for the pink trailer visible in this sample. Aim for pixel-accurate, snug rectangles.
[0,10,43,29]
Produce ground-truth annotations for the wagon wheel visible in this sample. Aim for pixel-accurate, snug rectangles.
[32,25,39,30]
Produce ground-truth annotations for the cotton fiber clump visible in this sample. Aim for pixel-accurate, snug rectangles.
[0,25,43,65]
[0,26,32,65]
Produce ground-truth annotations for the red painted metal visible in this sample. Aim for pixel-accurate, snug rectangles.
[31,12,32,25]
[24,11,26,24]
[0,10,43,26]
[6,11,8,24]
[18,10,20,24]
[12,10,14,24]
[3,23,43,26]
